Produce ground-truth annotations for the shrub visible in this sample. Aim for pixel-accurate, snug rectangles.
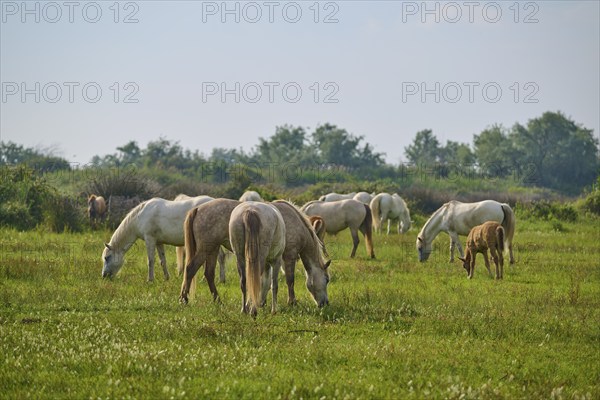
[516,201,578,222]
[82,166,159,200]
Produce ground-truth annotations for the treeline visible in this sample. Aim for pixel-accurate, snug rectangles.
[1,111,598,195]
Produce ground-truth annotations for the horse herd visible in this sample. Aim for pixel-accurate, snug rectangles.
[98,190,516,317]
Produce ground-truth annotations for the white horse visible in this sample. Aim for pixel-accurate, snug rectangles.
[301,199,375,259]
[416,200,515,263]
[229,202,286,317]
[318,192,357,202]
[370,193,411,234]
[353,192,374,204]
[101,196,213,281]
[239,190,264,202]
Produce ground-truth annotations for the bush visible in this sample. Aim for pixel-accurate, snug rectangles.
[82,166,159,199]
[579,176,600,216]
[0,165,55,230]
[516,201,578,222]
[43,194,86,232]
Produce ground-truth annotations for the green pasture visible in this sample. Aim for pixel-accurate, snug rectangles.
[0,216,599,399]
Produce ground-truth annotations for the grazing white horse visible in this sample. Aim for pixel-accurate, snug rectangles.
[416,200,515,263]
[229,202,286,317]
[301,199,375,259]
[353,192,374,204]
[370,193,411,234]
[101,196,213,281]
[239,190,264,202]
[318,192,357,202]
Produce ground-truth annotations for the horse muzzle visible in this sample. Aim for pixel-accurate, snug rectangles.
[318,299,329,308]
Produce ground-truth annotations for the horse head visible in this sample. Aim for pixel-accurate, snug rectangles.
[101,243,125,278]
[306,259,330,307]
[416,236,432,262]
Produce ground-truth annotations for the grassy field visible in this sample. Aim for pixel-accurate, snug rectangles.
[0,215,599,399]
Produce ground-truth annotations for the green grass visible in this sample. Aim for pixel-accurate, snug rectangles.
[1,218,599,399]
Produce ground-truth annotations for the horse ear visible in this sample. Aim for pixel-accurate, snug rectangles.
[417,237,423,243]
[324,260,331,269]
[104,243,112,250]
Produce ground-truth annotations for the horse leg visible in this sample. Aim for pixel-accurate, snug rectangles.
[260,256,271,308]
[218,247,226,283]
[204,250,220,301]
[270,258,282,314]
[145,238,157,282]
[468,254,476,279]
[284,256,298,305]
[489,247,500,280]
[236,257,248,314]
[156,244,169,280]
[498,248,504,279]
[386,219,391,235]
[448,232,462,262]
[508,241,515,265]
[179,251,206,304]
[482,251,492,278]
[350,228,360,258]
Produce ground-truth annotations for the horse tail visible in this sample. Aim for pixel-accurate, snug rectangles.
[310,216,326,242]
[360,204,375,259]
[500,204,515,254]
[496,225,505,256]
[243,209,262,312]
[184,207,199,298]
[369,196,381,232]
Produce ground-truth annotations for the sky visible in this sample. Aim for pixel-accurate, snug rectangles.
[1,1,599,165]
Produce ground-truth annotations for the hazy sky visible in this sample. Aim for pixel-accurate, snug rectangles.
[1,1,598,165]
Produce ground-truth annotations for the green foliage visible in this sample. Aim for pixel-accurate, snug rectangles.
[579,176,600,215]
[0,141,70,171]
[82,166,159,199]
[516,201,578,222]
[0,165,55,230]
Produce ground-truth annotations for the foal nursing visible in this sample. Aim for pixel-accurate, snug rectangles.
[459,221,505,280]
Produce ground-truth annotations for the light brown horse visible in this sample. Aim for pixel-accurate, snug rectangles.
[301,199,375,259]
[87,195,107,226]
[272,201,330,307]
[459,221,505,280]
[229,202,286,317]
[179,198,240,304]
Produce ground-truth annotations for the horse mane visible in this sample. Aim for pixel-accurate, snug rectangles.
[419,202,450,239]
[109,200,148,248]
[273,200,328,262]
[300,199,322,210]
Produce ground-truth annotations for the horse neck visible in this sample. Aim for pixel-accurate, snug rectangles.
[420,208,445,242]
[109,215,139,252]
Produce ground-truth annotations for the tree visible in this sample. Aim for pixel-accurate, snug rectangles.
[511,111,599,192]
[473,125,518,178]
[404,129,441,165]
[311,123,385,170]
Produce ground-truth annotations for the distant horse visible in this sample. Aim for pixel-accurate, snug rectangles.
[87,195,107,226]
[416,200,515,264]
[239,190,264,202]
[180,198,241,304]
[174,194,227,283]
[229,202,286,317]
[272,200,330,307]
[318,192,357,202]
[459,221,505,280]
[101,196,213,281]
[353,192,374,204]
[370,193,411,234]
[301,199,375,259]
